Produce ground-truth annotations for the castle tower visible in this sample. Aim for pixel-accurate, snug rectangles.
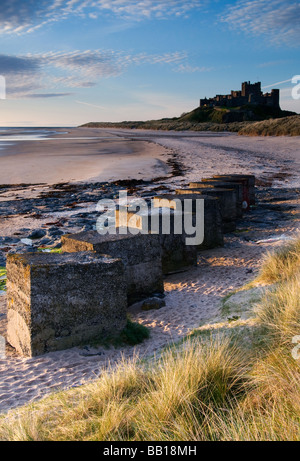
[241,81,262,100]
[271,89,280,108]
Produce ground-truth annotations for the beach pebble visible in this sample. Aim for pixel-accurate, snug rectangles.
[2,237,19,244]
[47,227,64,237]
[21,238,33,246]
[141,297,166,311]
[39,237,52,245]
[28,229,46,239]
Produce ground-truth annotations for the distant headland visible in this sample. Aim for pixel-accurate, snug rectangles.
[81,80,300,136]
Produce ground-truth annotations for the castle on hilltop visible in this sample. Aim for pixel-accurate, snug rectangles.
[200,81,280,109]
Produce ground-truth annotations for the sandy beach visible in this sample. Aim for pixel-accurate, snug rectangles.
[0,128,170,185]
[0,128,299,414]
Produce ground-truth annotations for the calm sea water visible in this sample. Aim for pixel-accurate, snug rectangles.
[0,128,123,145]
[0,127,70,142]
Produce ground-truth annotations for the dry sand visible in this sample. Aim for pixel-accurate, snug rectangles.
[106,128,300,188]
[0,128,299,414]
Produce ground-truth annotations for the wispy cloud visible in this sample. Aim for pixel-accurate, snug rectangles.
[2,49,195,98]
[174,63,214,73]
[26,92,73,98]
[0,54,39,73]
[257,60,291,68]
[221,0,300,45]
[90,0,206,20]
[0,1,207,35]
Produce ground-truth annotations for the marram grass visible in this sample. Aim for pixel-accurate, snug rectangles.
[0,337,250,441]
[255,237,300,284]
[1,239,300,441]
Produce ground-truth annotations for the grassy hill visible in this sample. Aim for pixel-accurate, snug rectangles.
[177,104,295,123]
[238,114,300,136]
[81,105,300,136]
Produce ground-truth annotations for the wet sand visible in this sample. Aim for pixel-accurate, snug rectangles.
[0,128,170,185]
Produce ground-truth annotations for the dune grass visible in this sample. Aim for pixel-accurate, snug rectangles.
[255,237,300,284]
[1,239,300,441]
[0,337,250,441]
[81,114,299,136]
[238,115,300,136]
[81,119,248,133]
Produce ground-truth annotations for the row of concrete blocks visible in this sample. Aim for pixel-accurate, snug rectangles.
[6,226,193,357]
[177,173,256,233]
[6,174,255,357]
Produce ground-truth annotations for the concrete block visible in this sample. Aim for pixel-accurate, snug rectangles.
[153,194,224,250]
[6,252,127,357]
[62,230,164,303]
[176,188,237,233]
[212,174,256,207]
[189,180,243,218]
[115,207,198,274]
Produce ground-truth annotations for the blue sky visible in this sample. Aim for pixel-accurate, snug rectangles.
[0,0,299,126]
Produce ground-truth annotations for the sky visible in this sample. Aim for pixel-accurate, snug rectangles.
[0,0,299,126]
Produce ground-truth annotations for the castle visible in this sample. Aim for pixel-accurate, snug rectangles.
[200,81,280,109]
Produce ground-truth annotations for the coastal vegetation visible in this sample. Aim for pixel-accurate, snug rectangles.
[238,114,300,136]
[0,267,6,292]
[81,106,300,136]
[1,238,299,441]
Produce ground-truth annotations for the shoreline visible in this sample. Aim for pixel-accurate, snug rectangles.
[79,113,300,136]
[0,128,171,186]
[0,129,299,414]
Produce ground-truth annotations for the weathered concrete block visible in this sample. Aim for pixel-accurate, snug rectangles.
[176,188,237,233]
[6,252,127,357]
[189,180,243,218]
[115,206,198,274]
[153,194,224,250]
[212,174,256,207]
[62,231,164,303]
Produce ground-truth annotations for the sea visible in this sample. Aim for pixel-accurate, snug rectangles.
[0,127,70,143]
[0,128,122,148]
